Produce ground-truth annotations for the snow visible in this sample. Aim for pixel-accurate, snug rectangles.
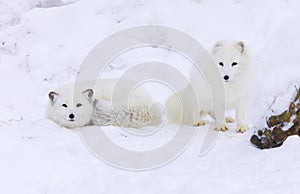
[1,0,300,193]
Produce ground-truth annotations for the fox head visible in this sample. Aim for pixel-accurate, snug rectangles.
[48,88,94,128]
[211,40,249,83]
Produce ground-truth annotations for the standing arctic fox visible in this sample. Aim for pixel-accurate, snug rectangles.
[166,40,255,133]
[47,79,162,128]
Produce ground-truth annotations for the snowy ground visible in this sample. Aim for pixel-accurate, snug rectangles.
[1,0,300,193]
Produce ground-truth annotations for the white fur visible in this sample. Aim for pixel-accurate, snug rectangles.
[47,84,94,128]
[92,100,163,128]
[166,40,255,133]
[47,79,163,128]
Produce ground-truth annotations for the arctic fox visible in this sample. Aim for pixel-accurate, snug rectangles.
[47,79,162,128]
[166,40,255,133]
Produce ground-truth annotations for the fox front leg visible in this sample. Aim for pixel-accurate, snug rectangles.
[215,120,228,131]
[236,97,249,133]
[213,111,228,132]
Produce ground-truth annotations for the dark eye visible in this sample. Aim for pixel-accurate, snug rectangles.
[232,62,238,66]
[76,103,82,107]
[219,62,224,67]
[62,104,68,108]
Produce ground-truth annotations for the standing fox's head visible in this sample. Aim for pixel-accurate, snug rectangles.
[211,40,250,83]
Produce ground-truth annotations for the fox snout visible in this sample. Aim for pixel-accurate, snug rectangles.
[68,113,75,121]
[223,75,230,81]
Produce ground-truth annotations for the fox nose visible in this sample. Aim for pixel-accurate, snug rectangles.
[69,113,75,119]
[224,75,229,81]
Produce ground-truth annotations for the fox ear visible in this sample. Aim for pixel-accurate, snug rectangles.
[235,41,245,54]
[49,91,59,104]
[83,89,94,102]
[212,41,223,55]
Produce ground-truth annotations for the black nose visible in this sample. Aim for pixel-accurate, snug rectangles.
[224,75,229,81]
[69,113,75,119]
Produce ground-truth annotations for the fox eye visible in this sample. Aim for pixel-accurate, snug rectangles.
[76,103,82,107]
[232,62,238,66]
[62,104,68,108]
[219,62,224,67]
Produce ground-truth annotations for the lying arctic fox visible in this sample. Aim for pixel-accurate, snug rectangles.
[166,40,255,133]
[47,79,162,128]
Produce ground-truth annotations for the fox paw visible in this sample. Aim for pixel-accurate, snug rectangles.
[225,117,235,123]
[195,121,206,126]
[216,125,228,131]
[237,125,249,133]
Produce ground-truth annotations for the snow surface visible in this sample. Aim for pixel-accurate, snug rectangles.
[1,0,300,193]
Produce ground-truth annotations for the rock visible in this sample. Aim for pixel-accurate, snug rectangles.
[251,87,300,149]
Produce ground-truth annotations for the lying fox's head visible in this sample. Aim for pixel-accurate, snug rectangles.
[48,87,94,128]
